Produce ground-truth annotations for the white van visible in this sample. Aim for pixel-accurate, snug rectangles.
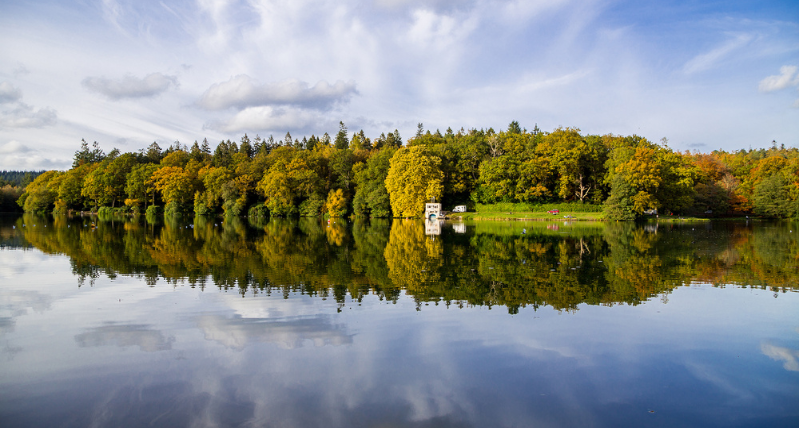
[452,205,467,213]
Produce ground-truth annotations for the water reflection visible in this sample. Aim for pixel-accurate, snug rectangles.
[197,314,353,350]
[1,214,798,428]
[75,324,175,352]
[761,328,799,372]
[2,214,797,313]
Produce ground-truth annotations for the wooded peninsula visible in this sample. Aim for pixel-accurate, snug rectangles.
[11,122,799,220]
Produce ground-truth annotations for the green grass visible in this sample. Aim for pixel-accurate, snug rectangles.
[475,202,603,213]
[643,216,710,222]
[455,210,605,221]
[455,202,606,221]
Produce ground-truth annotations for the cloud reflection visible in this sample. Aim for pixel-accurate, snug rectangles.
[197,314,353,350]
[75,324,174,352]
[0,290,53,328]
[761,340,799,372]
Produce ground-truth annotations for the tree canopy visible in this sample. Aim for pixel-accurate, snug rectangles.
[15,122,799,219]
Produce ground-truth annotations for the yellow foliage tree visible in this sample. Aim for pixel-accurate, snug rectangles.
[326,189,347,217]
[151,166,195,205]
[384,146,444,217]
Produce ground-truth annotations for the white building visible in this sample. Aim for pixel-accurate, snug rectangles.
[425,203,442,220]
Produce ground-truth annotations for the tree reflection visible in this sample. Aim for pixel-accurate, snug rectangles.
[4,214,797,313]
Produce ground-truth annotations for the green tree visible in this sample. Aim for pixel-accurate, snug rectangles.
[353,147,396,217]
[126,163,159,208]
[72,139,105,167]
[334,122,349,150]
[56,164,92,211]
[20,170,62,212]
[753,174,792,217]
[240,134,253,158]
[145,142,163,163]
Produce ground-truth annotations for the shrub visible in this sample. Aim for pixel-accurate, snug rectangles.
[247,203,269,218]
[223,199,245,217]
[299,193,325,217]
[164,201,186,217]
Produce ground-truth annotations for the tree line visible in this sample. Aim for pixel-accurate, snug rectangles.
[16,122,799,219]
[0,171,46,213]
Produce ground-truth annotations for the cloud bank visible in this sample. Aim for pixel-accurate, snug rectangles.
[205,106,333,133]
[0,82,22,104]
[82,72,178,100]
[198,76,358,111]
[0,140,35,154]
[0,103,57,128]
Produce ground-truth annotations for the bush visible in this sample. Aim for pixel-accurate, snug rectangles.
[53,199,69,214]
[223,199,245,217]
[164,201,186,217]
[299,193,325,217]
[194,198,210,216]
[247,203,269,218]
[146,205,161,216]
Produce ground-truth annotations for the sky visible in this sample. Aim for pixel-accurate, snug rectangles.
[0,0,798,170]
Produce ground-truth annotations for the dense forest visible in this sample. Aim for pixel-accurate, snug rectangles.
[15,122,799,219]
[0,170,45,187]
[0,171,45,213]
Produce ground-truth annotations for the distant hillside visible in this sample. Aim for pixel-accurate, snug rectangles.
[0,171,46,187]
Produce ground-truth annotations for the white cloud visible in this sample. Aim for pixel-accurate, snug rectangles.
[206,106,333,133]
[683,34,753,74]
[0,82,22,104]
[81,72,178,100]
[0,152,68,170]
[761,341,799,372]
[758,65,799,92]
[0,140,35,154]
[0,103,57,128]
[198,76,358,111]
[374,0,476,13]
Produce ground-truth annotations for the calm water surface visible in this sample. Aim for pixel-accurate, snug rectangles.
[0,214,797,427]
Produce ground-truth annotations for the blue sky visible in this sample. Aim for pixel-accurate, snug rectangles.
[0,0,797,170]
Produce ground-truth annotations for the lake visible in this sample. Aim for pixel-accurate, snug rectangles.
[0,214,797,427]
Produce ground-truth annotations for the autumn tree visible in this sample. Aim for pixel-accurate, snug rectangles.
[151,166,197,215]
[385,146,444,217]
[126,163,159,209]
[19,170,62,212]
[327,189,348,217]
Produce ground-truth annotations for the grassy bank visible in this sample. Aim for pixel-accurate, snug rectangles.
[455,211,604,221]
[453,202,604,221]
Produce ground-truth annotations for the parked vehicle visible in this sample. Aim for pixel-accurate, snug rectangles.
[548,209,559,215]
[452,205,467,213]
